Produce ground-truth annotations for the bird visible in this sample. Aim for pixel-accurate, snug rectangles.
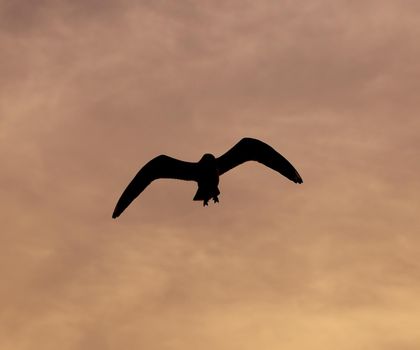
[112,137,303,218]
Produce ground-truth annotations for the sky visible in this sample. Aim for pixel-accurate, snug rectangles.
[1,1,419,349]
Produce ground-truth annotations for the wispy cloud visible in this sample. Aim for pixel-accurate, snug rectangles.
[1,0,419,349]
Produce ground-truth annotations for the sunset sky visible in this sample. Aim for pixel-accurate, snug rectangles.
[1,1,420,349]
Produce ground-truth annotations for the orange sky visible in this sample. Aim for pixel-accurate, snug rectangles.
[1,1,420,349]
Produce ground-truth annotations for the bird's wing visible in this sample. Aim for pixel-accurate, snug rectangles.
[216,138,303,183]
[112,155,198,218]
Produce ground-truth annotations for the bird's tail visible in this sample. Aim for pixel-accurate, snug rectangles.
[193,186,220,201]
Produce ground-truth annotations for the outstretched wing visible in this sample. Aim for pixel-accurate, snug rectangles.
[112,155,198,218]
[216,138,303,183]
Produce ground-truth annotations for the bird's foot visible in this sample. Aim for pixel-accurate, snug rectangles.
[213,196,219,203]
[203,200,209,206]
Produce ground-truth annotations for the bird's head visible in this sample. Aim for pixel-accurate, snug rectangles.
[199,153,216,164]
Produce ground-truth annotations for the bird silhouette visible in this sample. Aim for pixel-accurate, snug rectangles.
[112,137,303,218]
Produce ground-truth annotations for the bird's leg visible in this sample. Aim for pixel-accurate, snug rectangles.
[213,196,219,203]
[203,199,209,206]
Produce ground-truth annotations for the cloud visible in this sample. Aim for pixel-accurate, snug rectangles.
[1,1,420,349]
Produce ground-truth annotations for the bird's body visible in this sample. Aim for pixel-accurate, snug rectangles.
[112,138,303,218]
[193,153,220,206]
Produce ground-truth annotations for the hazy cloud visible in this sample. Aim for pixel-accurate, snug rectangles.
[1,1,419,349]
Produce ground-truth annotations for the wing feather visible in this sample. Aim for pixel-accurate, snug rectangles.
[112,155,198,218]
[216,138,303,183]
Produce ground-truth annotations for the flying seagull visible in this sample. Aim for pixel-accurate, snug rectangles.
[112,137,303,218]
